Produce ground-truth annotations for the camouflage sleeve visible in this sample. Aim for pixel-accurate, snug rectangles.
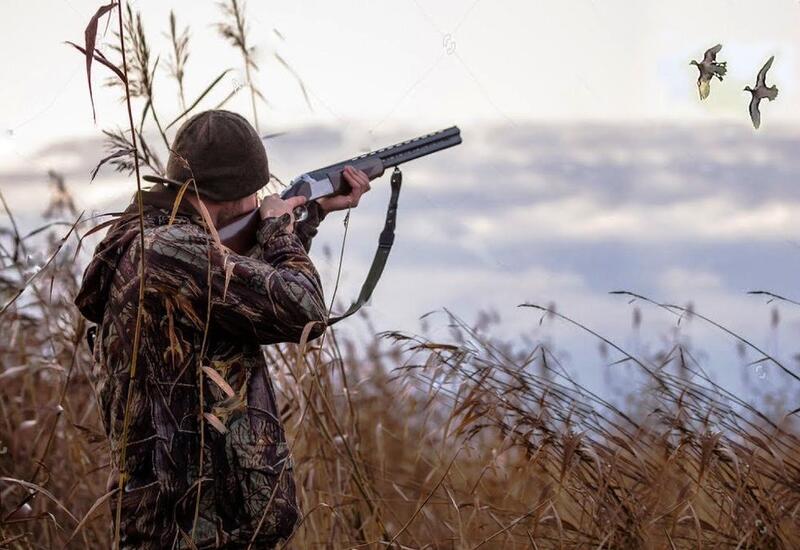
[144,215,327,344]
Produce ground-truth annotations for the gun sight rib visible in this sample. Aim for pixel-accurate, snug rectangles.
[308,126,461,178]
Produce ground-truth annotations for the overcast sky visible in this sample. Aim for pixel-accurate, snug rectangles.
[2,0,800,160]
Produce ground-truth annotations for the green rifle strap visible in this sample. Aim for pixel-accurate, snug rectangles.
[328,167,402,325]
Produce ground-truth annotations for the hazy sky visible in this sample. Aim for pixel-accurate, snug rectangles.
[2,0,800,162]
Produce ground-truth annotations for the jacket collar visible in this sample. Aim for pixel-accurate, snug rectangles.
[132,184,204,225]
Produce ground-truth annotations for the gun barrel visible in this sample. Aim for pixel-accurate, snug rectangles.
[307,126,461,179]
[380,129,462,167]
[375,126,460,161]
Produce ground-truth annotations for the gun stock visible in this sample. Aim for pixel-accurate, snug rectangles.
[218,209,262,254]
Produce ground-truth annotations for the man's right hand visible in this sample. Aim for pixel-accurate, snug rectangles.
[259,194,307,232]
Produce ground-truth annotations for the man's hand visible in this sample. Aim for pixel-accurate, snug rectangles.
[259,194,307,232]
[317,165,372,214]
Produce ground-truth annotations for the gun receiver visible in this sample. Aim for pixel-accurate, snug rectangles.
[218,126,461,253]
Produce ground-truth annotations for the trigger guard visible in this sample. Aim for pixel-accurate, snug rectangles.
[293,205,309,223]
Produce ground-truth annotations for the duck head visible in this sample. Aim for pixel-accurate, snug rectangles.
[743,85,753,93]
[689,60,699,67]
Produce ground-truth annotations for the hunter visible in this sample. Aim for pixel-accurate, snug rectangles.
[75,109,371,548]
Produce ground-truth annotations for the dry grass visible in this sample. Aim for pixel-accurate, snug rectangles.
[1,184,799,549]
[1,2,799,548]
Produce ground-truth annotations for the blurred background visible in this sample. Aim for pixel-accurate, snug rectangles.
[3,0,800,396]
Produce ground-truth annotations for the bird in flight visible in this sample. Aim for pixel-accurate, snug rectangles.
[744,56,779,130]
[690,44,727,100]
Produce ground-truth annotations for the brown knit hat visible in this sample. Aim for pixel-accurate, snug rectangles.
[143,110,269,201]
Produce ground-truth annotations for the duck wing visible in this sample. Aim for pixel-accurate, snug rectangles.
[756,56,775,88]
[749,96,762,129]
[703,44,722,63]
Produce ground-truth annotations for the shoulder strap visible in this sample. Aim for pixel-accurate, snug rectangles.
[328,167,402,325]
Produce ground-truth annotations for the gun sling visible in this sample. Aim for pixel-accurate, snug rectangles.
[327,166,402,325]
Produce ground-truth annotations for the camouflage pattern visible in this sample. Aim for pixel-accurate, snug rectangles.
[75,188,327,548]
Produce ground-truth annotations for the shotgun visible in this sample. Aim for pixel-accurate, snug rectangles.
[218,126,462,253]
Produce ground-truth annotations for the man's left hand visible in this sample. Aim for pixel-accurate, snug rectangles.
[317,165,371,214]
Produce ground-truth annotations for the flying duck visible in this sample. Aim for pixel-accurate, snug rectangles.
[744,56,779,130]
[690,44,727,100]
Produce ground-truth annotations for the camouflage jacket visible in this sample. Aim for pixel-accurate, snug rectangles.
[75,188,327,548]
